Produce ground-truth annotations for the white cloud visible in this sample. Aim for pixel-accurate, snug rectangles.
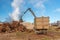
[30,0,47,9]
[30,0,47,16]
[55,8,60,12]
[34,2,45,9]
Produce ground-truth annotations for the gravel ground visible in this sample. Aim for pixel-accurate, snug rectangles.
[0,31,60,40]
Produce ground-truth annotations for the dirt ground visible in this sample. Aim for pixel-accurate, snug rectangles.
[0,30,60,40]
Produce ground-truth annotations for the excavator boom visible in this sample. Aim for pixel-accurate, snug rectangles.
[24,8,36,18]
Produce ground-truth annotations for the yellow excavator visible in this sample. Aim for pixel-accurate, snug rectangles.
[24,8,50,34]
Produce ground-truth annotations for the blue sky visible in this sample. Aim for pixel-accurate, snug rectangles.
[0,0,60,23]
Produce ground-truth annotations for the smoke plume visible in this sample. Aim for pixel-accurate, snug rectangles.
[10,0,24,21]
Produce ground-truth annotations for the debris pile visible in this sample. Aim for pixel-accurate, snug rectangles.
[0,21,26,33]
